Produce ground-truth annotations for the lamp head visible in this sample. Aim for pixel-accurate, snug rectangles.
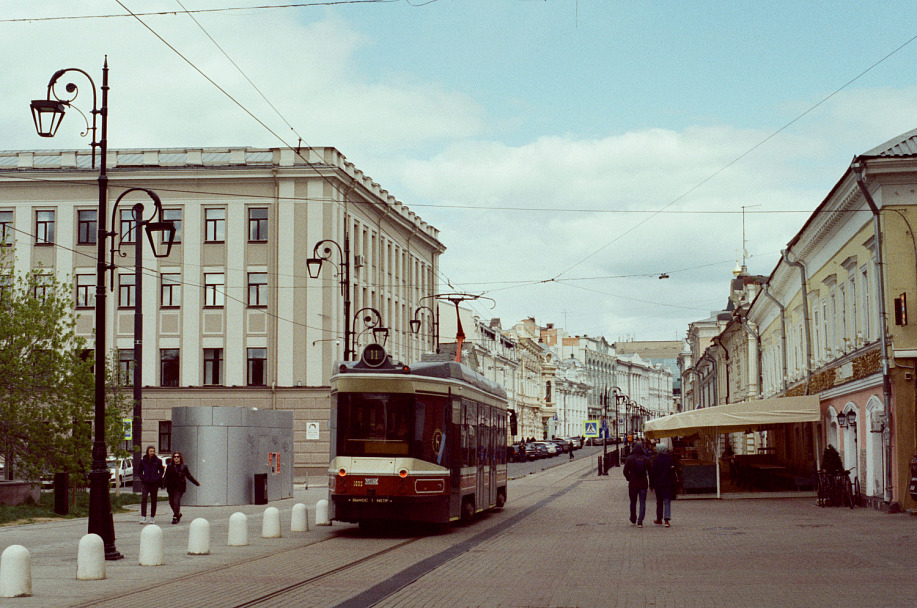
[837,412,848,428]
[306,258,323,279]
[409,319,421,334]
[30,99,67,137]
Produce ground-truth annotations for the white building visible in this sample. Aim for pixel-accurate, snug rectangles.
[0,146,444,477]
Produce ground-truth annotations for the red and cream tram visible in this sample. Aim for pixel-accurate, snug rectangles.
[329,344,508,526]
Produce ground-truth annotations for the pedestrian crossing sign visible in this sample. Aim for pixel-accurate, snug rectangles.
[584,420,599,437]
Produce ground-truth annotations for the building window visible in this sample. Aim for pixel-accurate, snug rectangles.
[119,274,136,308]
[118,349,135,386]
[35,210,55,245]
[0,274,11,302]
[161,349,180,387]
[247,348,266,386]
[0,211,12,246]
[33,273,52,300]
[76,274,95,309]
[248,208,268,242]
[248,272,268,307]
[204,208,225,243]
[77,210,97,245]
[203,348,223,385]
[162,209,182,244]
[119,209,137,244]
[160,273,181,308]
[158,421,172,454]
[204,273,225,307]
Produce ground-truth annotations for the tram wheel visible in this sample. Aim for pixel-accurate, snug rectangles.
[461,498,476,523]
[495,489,506,508]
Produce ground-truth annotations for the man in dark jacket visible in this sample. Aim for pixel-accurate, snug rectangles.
[650,442,675,527]
[138,446,164,524]
[623,443,650,527]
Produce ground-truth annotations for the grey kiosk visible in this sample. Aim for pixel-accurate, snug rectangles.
[171,406,294,506]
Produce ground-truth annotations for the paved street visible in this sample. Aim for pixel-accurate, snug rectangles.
[1,450,915,607]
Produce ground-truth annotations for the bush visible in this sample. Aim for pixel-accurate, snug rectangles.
[0,489,146,526]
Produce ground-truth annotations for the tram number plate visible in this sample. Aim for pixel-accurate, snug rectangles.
[365,477,379,485]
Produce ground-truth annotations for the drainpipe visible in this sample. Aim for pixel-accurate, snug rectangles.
[781,249,814,393]
[740,316,763,398]
[761,285,789,394]
[852,159,894,505]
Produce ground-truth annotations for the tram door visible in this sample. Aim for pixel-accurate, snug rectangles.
[474,402,485,510]
[488,406,497,507]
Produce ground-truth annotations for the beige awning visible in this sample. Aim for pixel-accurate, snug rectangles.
[644,395,820,439]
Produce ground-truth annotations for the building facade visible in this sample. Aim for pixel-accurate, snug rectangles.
[0,146,444,477]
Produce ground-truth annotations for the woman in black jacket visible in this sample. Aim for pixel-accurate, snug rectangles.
[162,451,200,524]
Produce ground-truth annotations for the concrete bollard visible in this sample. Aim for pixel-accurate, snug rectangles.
[316,499,331,526]
[262,506,281,538]
[228,512,248,546]
[291,503,309,532]
[188,518,211,555]
[76,534,106,580]
[0,545,31,598]
[138,525,164,566]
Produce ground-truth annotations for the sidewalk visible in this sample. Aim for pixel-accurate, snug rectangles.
[0,480,334,607]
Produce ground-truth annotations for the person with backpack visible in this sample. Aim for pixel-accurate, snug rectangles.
[623,443,650,527]
[650,442,676,527]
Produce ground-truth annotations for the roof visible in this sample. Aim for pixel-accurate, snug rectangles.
[644,395,819,439]
[860,127,917,158]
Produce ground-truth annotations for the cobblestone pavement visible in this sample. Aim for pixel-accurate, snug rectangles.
[1,455,915,607]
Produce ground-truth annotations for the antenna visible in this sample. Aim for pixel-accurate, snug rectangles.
[740,205,760,269]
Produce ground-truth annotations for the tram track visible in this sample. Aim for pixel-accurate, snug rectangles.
[231,460,593,608]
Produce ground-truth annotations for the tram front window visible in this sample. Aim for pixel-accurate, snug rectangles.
[339,393,413,456]
[337,393,450,465]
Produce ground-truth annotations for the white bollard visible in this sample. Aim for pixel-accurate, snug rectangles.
[228,512,248,546]
[315,499,331,526]
[187,518,211,555]
[138,525,164,566]
[0,545,31,598]
[76,534,106,580]
[262,506,281,538]
[291,503,309,532]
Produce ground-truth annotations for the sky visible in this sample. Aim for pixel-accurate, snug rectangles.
[3,1,917,342]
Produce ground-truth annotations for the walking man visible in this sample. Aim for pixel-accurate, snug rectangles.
[623,443,650,527]
[650,442,675,527]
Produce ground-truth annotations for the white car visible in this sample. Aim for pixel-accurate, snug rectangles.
[108,457,134,487]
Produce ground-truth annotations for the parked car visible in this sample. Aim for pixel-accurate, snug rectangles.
[508,444,527,462]
[524,443,539,460]
[535,441,559,457]
[108,457,133,487]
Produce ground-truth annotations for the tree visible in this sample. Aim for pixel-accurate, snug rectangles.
[0,254,130,486]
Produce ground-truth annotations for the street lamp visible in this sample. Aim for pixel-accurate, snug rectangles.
[306,237,351,360]
[409,301,439,354]
[351,307,388,355]
[30,58,123,560]
[108,188,175,493]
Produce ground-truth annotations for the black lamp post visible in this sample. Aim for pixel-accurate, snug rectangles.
[306,237,351,360]
[108,189,175,493]
[410,302,439,354]
[351,307,388,355]
[30,58,123,560]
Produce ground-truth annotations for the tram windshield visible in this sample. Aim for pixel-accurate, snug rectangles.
[337,392,449,464]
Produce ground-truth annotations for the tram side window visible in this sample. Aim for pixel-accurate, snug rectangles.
[464,401,477,466]
[415,396,449,466]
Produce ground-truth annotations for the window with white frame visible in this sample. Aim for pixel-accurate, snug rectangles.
[160,273,181,308]
[77,210,97,245]
[35,210,55,245]
[119,274,136,308]
[0,211,12,246]
[204,208,225,242]
[119,208,137,244]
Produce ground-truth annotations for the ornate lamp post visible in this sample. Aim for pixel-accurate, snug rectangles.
[30,58,123,560]
[351,307,388,355]
[409,300,439,354]
[108,188,175,493]
[306,237,351,360]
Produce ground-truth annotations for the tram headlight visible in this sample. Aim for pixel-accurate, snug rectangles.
[398,469,408,478]
[339,468,347,477]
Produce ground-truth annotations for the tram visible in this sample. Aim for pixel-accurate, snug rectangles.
[328,344,508,526]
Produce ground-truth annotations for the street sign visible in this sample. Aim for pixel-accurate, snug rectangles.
[122,418,132,441]
[584,420,599,437]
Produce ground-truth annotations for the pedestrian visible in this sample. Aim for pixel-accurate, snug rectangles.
[623,443,650,527]
[568,441,574,459]
[138,446,164,524]
[162,451,200,524]
[650,442,676,527]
